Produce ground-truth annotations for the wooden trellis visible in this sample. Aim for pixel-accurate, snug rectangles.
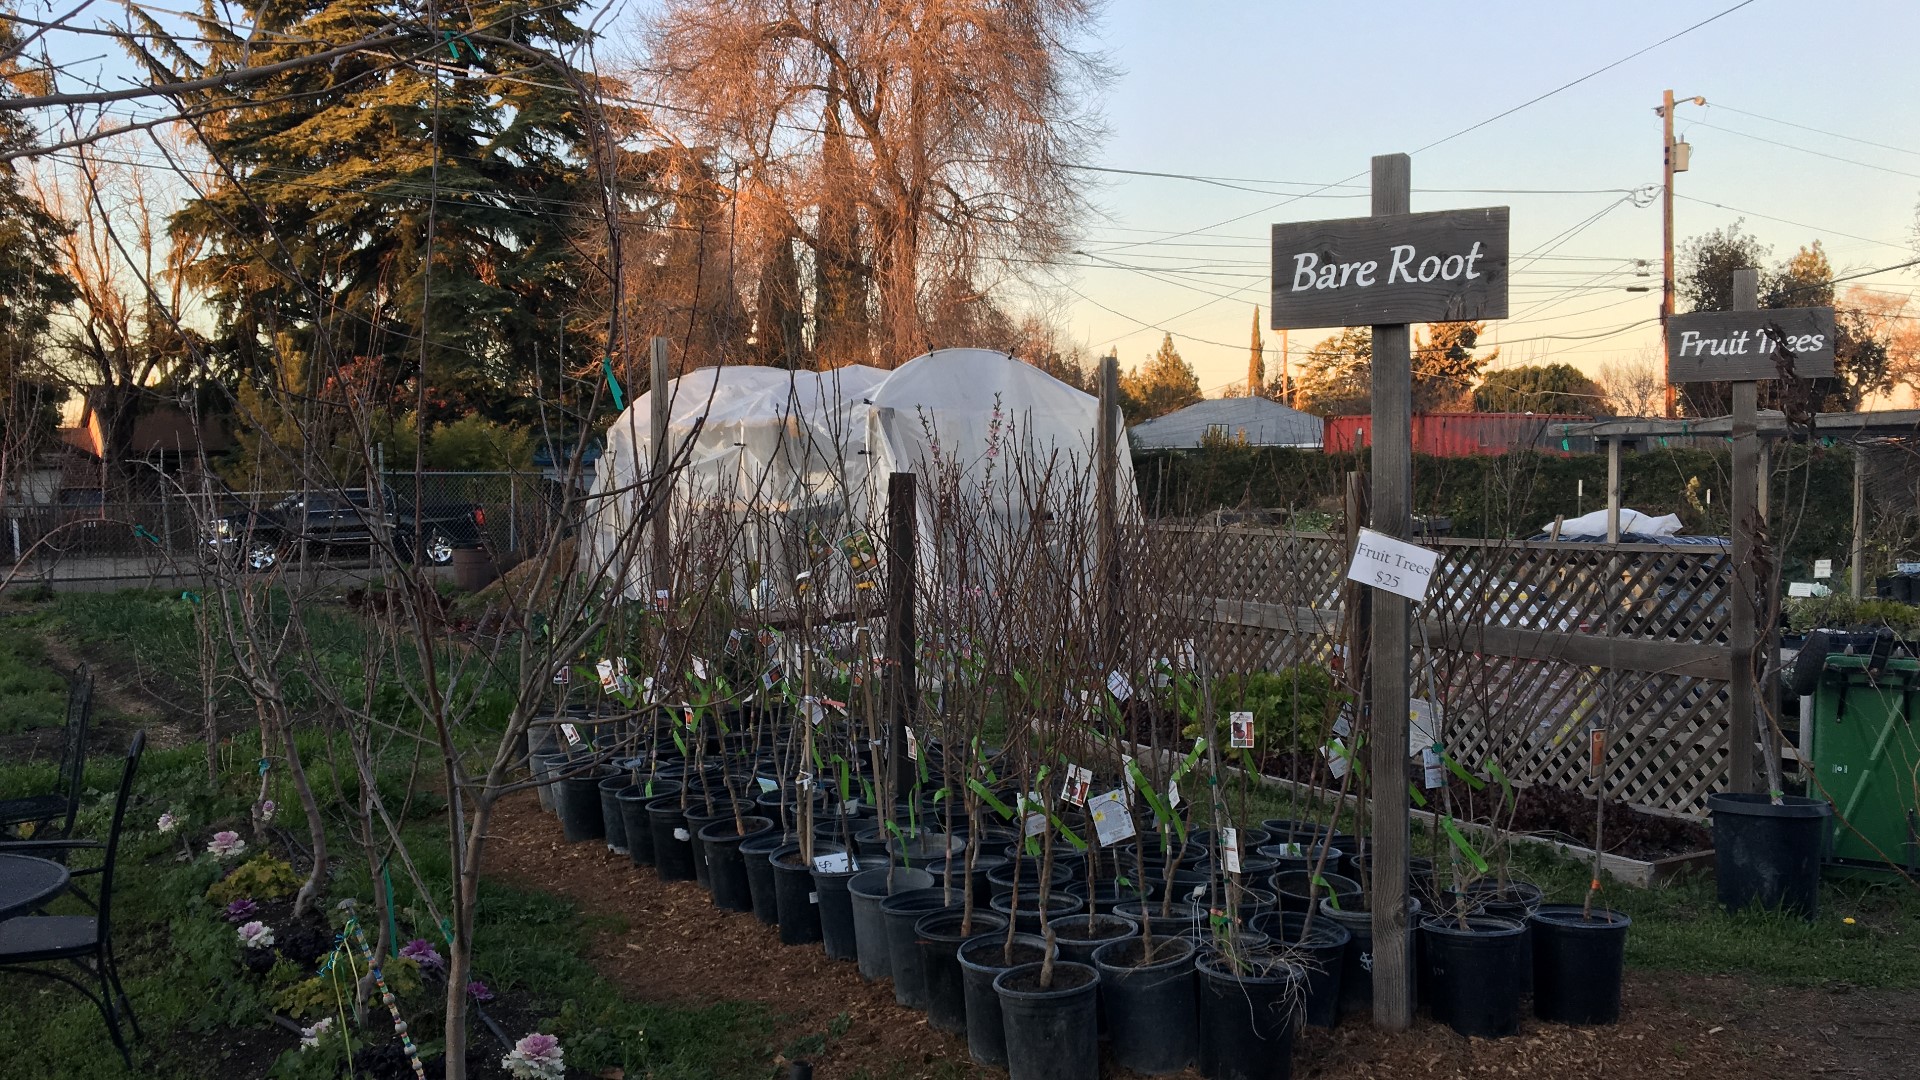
[1125,524,1737,819]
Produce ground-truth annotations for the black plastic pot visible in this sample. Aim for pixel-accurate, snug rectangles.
[740,831,791,926]
[769,843,837,946]
[700,815,774,913]
[614,786,652,867]
[916,909,1010,1035]
[1229,886,1278,927]
[1460,879,1542,994]
[556,764,612,842]
[1319,895,1419,1021]
[1049,912,1139,966]
[929,854,1003,907]
[1073,879,1148,915]
[1258,844,1341,877]
[1192,949,1306,1080]
[994,961,1100,1080]
[848,867,935,981]
[881,887,957,1007]
[1113,899,1207,940]
[1708,792,1832,920]
[1420,915,1527,1038]
[646,799,697,882]
[530,750,570,813]
[1148,867,1212,904]
[890,831,966,869]
[1251,911,1348,1028]
[1093,935,1198,1075]
[1257,818,1328,844]
[990,890,1088,934]
[1344,852,1437,909]
[813,853,867,961]
[683,797,740,891]
[1529,904,1631,1025]
[958,933,1054,1068]
[1270,870,1361,914]
[597,774,632,854]
[527,726,562,811]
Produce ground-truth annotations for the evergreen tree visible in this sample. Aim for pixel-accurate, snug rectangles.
[143,0,603,429]
[0,12,75,363]
[1472,363,1609,416]
[1119,333,1202,425]
[1247,306,1265,396]
[1295,327,1372,416]
[1413,321,1498,411]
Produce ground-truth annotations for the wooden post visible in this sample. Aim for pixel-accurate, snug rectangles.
[649,337,672,602]
[885,472,918,795]
[1851,445,1867,598]
[1605,437,1622,544]
[1727,269,1759,795]
[1096,356,1121,654]
[1366,152,1415,1032]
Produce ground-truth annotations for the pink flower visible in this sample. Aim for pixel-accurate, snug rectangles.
[224,899,258,923]
[503,1032,564,1079]
[466,980,495,1002]
[207,831,247,859]
[237,920,275,949]
[157,812,180,834]
[400,938,444,972]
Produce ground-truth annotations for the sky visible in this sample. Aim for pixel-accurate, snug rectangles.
[21,0,1920,401]
[1063,0,1920,395]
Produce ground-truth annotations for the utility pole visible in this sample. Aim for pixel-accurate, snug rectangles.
[1280,328,1291,406]
[1659,90,1704,419]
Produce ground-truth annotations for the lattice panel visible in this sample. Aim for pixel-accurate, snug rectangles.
[1132,525,1738,818]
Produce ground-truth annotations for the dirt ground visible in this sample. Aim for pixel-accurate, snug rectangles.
[484,791,1917,1080]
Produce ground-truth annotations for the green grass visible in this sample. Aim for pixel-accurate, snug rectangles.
[0,616,73,733]
[1225,776,1920,990]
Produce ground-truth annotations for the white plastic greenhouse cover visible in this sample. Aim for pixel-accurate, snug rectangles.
[582,364,886,588]
[580,349,1134,596]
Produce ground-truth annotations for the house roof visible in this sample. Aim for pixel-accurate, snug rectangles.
[61,390,229,460]
[1130,396,1324,448]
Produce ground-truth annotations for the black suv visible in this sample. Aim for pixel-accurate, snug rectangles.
[205,487,483,571]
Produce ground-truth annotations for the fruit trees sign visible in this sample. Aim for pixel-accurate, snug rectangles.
[1665,307,1837,382]
[1270,207,1510,330]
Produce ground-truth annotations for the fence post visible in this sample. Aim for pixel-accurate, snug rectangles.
[1366,152,1415,1032]
[1850,446,1866,599]
[1096,355,1120,654]
[1727,268,1760,795]
[885,471,918,796]
[650,337,672,603]
[508,473,519,556]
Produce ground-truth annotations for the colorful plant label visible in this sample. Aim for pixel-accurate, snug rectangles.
[1230,712,1255,749]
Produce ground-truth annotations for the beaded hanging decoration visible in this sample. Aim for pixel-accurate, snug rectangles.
[320,907,427,1080]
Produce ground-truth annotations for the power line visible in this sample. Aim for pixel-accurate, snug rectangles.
[1708,103,1920,160]
[1686,120,1920,182]
[1671,193,1908,251]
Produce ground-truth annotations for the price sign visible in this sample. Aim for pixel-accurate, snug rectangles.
[1345,528,1439,602]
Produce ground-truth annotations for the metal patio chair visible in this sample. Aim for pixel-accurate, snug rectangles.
[0,663,94,840]
[0,729,145,1068]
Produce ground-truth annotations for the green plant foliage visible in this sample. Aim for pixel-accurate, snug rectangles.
[1182,666,1346,760]
[0,624,72,733]
[206,854,303,905]
[1786,594,1920,634]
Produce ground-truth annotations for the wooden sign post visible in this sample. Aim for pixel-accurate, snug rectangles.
[1667,274,1833,794]
[1272,155,1509,1032]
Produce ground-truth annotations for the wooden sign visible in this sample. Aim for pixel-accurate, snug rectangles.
[1270,207,1509,330]
[1666,307,1836,382]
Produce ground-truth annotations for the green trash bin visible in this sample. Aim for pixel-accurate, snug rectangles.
[1807,654,1920,872]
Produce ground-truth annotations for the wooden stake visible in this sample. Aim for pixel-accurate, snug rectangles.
[649,337,671,603]
[1366,152,1415,1031]
[886,472,918,796]
[1728,269,1759,794]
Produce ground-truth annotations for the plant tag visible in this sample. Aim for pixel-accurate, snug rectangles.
[691,656,708,681]
[559,722,582,748]
[1166,779,1180,809]
[808,891,819,904]
[1333,704,1353,739]
[1324,739,1349,780]
[1121,754,1137,799]
[653,588,671,611]
[1177,639,1196,668]
[757,777,778,793]
[1023,811,1048,837]
[1422,746,1445,789]
[595,658,616,692]
[840,799,860,817]
[551,663,571,685]
[725,629,742,655]
[1153,660,1171,688]
[802,695,825,727]
[1089,789,1136,845]
[1274,841,1303,857]
[1220,827,1241,874]
[681,706,697,730]
[762,663,784,691]
[1107,670,1133,701]
[1229,711,1255,749]
[796,770,815,791]
[672,827,690,841]
[1409,698,1440,756]
[1061,765,1093,808]
[1589,727,1607,778]
[812,852,851,873]
[905,725,920,760]
[794,569,814,595]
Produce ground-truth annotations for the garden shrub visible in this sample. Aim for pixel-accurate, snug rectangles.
[206,853,303,905]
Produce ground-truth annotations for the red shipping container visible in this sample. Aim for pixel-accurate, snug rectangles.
[1323,413,1590,457]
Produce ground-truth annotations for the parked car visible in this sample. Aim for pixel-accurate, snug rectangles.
[205,487,483,571]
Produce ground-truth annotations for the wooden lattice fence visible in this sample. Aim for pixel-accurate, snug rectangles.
[1124,525,1737,819]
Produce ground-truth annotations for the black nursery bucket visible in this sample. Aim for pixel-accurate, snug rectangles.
[1708,792,1832,920]
[646,799,697,882]
[1192,950,1306,1080]
[1093,935,1198,1076]
[849,867,935,982]
[812,852,866,961]
[769,843,837,946]
[880,887,956,1008]
[1254,911,1348,1029]
[1529,904,1631,1025]
[1420,915,1527,1038]
[740,832,792,926]
[957,933,1055,1068]
[556,765,612,842]
[597,774,631,854]
[994,961,1101,1080]
[916,909,1009,1035]
[700,815,774,913]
